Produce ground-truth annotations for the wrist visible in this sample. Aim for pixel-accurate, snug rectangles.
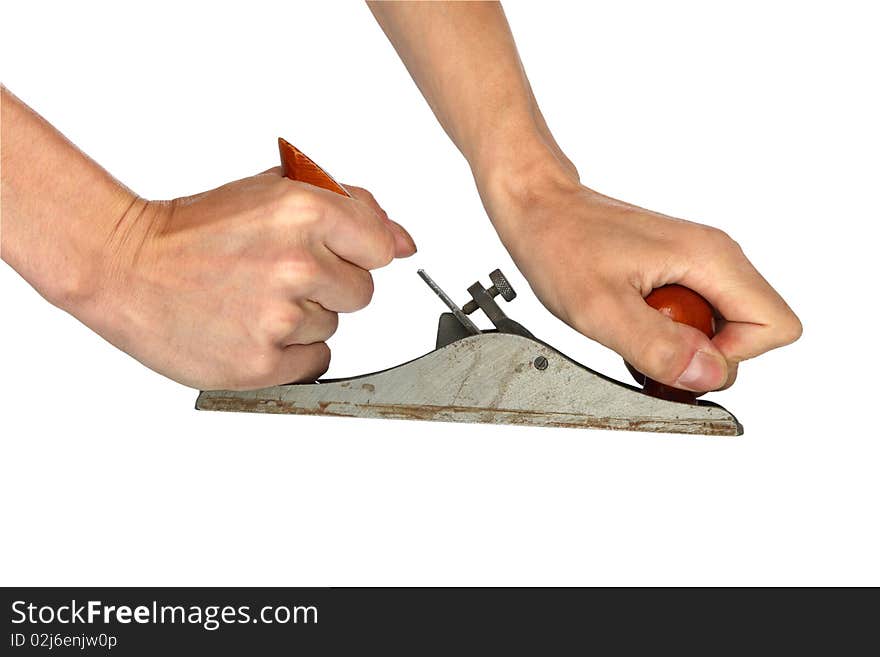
[0,88,157,318]
[473,133,582,232]
[45,190,165,335]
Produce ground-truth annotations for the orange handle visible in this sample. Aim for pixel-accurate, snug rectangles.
[627,284,716,403]
[278,137,351,197]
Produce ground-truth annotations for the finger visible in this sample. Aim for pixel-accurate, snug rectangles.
[683,246,802,363]
[235,342,331,389]
[711,317,801,365]
[346,184,417,257]
[276,342,331,384]
[310,248,375,312]
[386,219,417,258]
[306,185,397,270]
[717,361,739,391]
[345,185,378,209]
[579,288,729,392]
[284,300,339,345]
[706,318,740,390]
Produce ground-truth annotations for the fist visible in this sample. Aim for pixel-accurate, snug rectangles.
[84,170,416,390]
[484,174,802,393]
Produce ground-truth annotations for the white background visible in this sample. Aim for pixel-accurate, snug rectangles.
[2,0,878,586]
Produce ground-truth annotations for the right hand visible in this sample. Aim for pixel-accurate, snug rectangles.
[480,164,801,394]
[73,169,415,390]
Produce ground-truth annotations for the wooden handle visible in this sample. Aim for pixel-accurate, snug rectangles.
[627,284,716,403]
[278,137,351,197]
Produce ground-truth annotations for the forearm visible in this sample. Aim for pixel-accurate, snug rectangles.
[370,3,802,392]
[367,1,577,205]
[0,86,144,310]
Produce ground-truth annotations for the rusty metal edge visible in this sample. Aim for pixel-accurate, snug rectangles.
[196,394,743,437]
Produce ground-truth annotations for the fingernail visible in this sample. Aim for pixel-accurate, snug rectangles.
[676,350,725,391]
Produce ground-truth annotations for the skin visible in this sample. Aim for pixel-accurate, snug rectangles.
[1,87,416,390]
[368,1,802,392]
[2,2,801,393]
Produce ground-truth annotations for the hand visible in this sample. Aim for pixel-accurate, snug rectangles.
[366,0,800,392]
[70,170,416,390]
[482,167,802,393]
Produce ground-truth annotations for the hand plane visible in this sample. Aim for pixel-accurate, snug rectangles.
[195,140,742,436]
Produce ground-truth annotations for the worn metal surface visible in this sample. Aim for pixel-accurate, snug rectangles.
[417,269,480,335]
[436,313,473,349]
[197,333,742,436]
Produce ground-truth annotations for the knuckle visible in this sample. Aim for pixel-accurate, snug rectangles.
[362,230,394,269]
[312,343,332,376]
[705,226,741,252]
[358,201,395,264]
[324,313,340,339]
[356,186,375,202]
[273,255,321,291]
[350,271,375,310]
[276,186,323,227]
[269,180,300,209]
[236,350,280,389]
[689,225,744,263]
[276,343,332,384]
[261,305,304,338]
[702,225,728,241]
[376,232,395,267]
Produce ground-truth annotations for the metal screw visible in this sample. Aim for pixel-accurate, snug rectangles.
[533,356,549,371]
[463,269,517,314]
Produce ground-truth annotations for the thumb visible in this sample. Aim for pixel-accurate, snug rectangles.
[585,292,728,392]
